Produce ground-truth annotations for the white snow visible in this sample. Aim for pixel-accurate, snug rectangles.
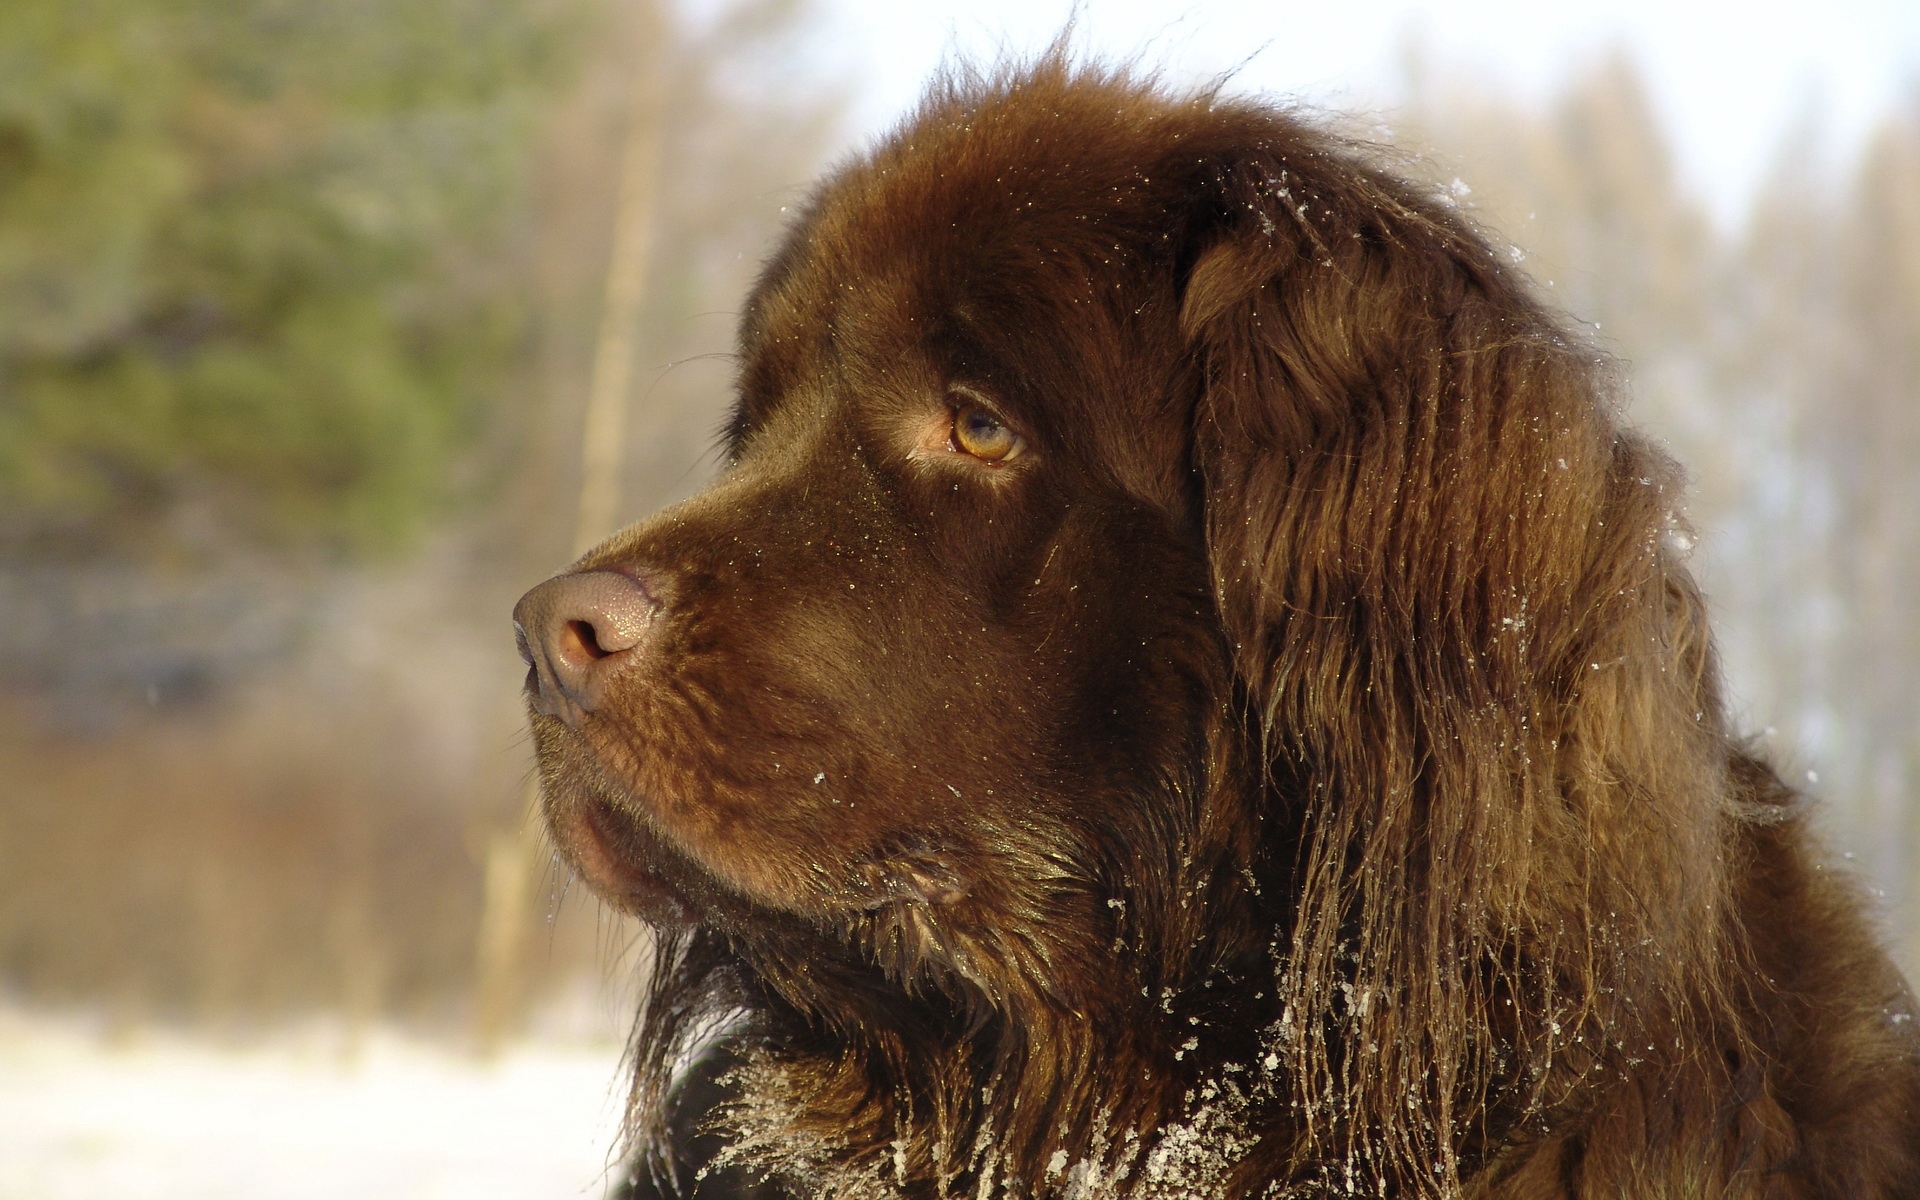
[0,1007,628,1200]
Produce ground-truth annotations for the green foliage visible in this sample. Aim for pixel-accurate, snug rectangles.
[0,0,583,556]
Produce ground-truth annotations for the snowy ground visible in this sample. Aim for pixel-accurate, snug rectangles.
[0,1007,631,1200]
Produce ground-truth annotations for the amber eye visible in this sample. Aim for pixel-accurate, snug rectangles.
[951,403,1023,463]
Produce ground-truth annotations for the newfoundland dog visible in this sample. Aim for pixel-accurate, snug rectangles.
[514,60,1920,1198]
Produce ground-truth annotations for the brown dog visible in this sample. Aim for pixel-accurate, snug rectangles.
[514,60,1920,1198]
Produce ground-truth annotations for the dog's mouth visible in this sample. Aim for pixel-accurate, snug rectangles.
[549,794,696,927]
[550,780,978,934]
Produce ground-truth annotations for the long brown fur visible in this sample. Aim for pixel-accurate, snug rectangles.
[519,57,1920,1198]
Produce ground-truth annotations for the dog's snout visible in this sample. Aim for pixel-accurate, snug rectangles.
[512,569,665,727]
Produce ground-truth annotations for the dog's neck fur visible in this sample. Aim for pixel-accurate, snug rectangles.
[679,625,1748,1200]
[722,899,1278,1199]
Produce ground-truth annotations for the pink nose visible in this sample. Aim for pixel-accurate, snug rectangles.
[512,569,664,728]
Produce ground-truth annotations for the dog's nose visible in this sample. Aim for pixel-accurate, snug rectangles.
[512,569,664,727]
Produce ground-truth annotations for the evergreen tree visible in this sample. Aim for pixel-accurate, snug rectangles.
[0,0,581,557]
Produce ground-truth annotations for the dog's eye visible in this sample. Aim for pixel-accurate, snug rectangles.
[951,404,1023,464]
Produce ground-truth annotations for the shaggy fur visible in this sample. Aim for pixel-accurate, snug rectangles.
[519,60,1920,1198]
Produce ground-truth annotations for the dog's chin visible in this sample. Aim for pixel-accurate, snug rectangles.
[549,796,699,928]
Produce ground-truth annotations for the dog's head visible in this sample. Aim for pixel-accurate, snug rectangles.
[515,61,1731,1194]
[519,69,1249,1006]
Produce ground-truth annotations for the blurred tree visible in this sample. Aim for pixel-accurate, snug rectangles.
[505,0,842,553]
[1719,112,1847,786]
[0,0,581,559]
[1823,99,1920,959]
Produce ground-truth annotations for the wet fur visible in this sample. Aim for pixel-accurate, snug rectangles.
[534,59,1920,1198]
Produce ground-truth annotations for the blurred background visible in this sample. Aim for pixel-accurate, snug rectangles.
[1,1,1915,1195]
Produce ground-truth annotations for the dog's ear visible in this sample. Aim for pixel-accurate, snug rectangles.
[1177,137,1737,1187]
